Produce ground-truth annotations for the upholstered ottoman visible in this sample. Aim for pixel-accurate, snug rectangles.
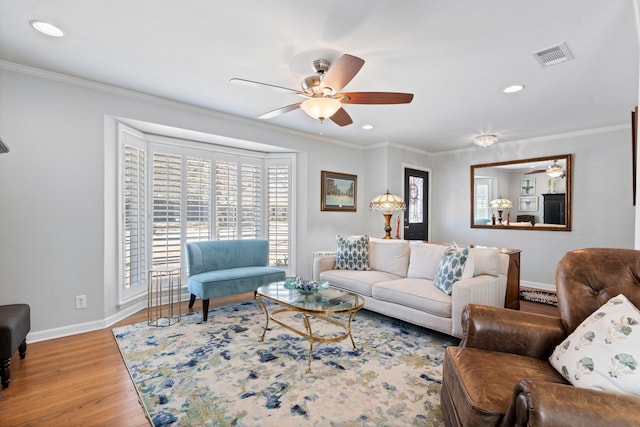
[0,304,30,388]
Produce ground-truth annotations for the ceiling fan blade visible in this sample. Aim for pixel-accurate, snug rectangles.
[321,54,365,93]
[258,103,301,120]
[339,92,414,104]
[329,107,353,127]
[230,78,303,95]
[524,169,547,175]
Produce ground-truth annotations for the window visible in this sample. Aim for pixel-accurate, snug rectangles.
[267,164,290,267]
[474,178,492,221]
[186,158,211,242]
[122,144,147,289]
[118,124,294,303]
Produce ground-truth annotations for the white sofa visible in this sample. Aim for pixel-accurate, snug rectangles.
[312,238,508,338]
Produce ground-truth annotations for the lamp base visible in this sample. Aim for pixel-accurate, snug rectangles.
[382,213,393,239]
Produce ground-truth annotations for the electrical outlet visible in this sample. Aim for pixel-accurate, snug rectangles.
[75,295,87,309]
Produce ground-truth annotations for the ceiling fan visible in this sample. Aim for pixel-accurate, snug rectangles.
[524,160,566,178]
[230,54,414,126]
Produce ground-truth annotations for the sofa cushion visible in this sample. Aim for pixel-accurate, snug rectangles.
[188,266,286,300]
[549,294,640,395]
[335,235,371,271]
[372,278,452,317]
[320,269,401,297]
[407,242,447,280]
[369,237,410,277]
[434,246,471,295]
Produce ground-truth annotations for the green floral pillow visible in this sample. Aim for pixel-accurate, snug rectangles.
[549,294,640,395]
[434,245,470,295]
[335,235,371,271]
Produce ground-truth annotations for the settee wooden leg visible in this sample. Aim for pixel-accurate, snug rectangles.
[202,299,210,321]
[1,357,10,388]
[188,294,196,308]
[18,339,26,360]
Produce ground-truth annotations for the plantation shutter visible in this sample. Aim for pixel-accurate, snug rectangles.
[240,164,262,239]
[267,164,290,267]
[152,153,182,267]
[215,161,238,239]
[123,144,147,289]
[186,157,212,242]
[475,179,491,221]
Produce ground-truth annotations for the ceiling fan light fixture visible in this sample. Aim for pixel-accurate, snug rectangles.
[473,134,498,148]
[547,160,564,178]
[300,97,342,121]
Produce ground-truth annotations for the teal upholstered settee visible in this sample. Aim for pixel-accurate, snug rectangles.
[185,239,286,321]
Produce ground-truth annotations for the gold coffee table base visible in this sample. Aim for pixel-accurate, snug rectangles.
[255,282,364,373]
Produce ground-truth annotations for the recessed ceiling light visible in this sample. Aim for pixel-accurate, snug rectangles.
[362,124,374,130]
[30,20,65,37]
[503,84,524,94]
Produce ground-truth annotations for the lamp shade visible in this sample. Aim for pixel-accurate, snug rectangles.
[369,190,406,213]
[300,97,342,121]
[489,197,512,209]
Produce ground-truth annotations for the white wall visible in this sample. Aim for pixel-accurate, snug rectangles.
[0,65,369,339]
[430,127,635,288]
[1,63,636,340]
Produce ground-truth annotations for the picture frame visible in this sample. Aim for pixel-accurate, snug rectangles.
[519,196,538,212]
[520,178,536,195]
[321,170,357,212]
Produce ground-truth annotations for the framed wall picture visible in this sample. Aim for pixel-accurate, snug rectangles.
[519,196,538,212]
[520,178,536,195]
[321,170,357,212]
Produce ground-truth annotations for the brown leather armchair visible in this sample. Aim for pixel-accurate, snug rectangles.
[440,248,640,426]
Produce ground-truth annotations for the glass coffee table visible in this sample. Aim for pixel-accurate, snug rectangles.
[255,281,364,373]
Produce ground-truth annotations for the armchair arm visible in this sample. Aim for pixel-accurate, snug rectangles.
[312,251,336,281]
[502,380,640,427]
[460,304,565,359]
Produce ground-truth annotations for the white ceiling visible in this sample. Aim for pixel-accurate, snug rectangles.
[1,0,638,153]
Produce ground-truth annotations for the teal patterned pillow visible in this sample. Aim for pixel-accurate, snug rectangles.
[335,235,371,271]
[434,245,469,295]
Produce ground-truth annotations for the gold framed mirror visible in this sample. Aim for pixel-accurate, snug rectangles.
[470,154,572,231]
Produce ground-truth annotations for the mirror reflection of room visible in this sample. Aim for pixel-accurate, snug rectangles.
[471,154,571,230]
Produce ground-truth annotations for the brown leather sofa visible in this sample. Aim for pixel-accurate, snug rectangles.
[440,248,640,426]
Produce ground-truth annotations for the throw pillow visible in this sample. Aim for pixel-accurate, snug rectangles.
[335,235,371,271]
[407,243,447,280]
[549,294,640,395]
[434,245,470,295]
[470,247,499,276]
[368,237,410,277]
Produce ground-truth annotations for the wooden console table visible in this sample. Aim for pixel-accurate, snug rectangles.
[500,248,521,310]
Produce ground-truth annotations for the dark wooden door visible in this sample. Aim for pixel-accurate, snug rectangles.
[403,168,429,240]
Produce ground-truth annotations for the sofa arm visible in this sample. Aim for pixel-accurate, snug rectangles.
[312,251,336,281]
[502,380,640,427]
[460,304,566,359]
[450,274,507,338]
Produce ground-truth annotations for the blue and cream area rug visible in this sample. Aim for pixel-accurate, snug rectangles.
[112,302,458,426]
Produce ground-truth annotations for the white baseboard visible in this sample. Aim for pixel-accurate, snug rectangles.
[521,280,556,292]
[27,300,147,344]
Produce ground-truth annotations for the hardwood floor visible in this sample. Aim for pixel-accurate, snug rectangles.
[0,295,559,426]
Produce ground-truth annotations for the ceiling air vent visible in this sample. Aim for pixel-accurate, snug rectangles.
[533,42,574,67]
